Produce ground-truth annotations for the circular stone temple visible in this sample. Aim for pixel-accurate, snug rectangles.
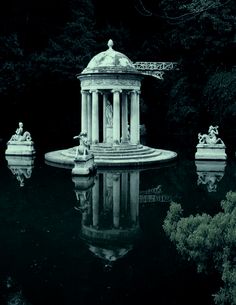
[45,40,177,167]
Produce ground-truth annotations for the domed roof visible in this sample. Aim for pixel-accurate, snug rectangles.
[81,39,138,74]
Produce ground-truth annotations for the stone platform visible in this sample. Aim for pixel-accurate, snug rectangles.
[72,154,97,176]
[5,141,36,156]
[195,144,227,160]
[45,144,177,168]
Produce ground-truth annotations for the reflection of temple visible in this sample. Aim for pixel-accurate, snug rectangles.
[73,170,141,266]
[195,160,226,192]
[73,168,175,265]
[6,156,35,187]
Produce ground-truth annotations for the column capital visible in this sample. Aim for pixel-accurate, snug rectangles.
[89,89,99,94]
[127,90,137,96]
[130,89,141,95]
[111,89,122,94]
[122,90,129,96]
[81,89,88,94]
[112,173,121,181]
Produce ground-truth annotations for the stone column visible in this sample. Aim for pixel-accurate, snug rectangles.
[121,92,129,144]
[130,90,140,145]
[103,93,108,143]
[136,90,140,144]
[112,89,121,145]
[92,175,99,227]
[87,92,92,142]
[81,90,88,133]
[113,173,120,228]
[129,171,139,225]
[91,89,99,144]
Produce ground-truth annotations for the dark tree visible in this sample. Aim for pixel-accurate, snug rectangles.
[163,191,236,305]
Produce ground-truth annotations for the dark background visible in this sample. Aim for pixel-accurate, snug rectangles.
[0,0,235,153]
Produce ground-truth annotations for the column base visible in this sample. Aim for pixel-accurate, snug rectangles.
[113,140,120,146]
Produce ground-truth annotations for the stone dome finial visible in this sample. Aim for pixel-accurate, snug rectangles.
[107,39,114,49]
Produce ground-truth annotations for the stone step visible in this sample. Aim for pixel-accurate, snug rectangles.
[94,151,161,160]
[93,152,177,166]
[63,146,157,157]
[45,147,177,167]
[92,148,157,157]
[91,144,141,150]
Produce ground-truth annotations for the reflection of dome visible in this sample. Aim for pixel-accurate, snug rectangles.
[81,226,140,263]
[88,244,132,262]
[82,39,138,74]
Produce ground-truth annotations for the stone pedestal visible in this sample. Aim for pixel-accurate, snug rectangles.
[105,126,113,144]
[5,141,36,156]
[72,154,97,176]
[195,144,227,160]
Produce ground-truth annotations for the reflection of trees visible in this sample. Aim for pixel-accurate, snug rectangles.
[163,191,236,305]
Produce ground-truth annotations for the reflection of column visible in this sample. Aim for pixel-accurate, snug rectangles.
[113,173,120,228]
[91,90,99,144]
[130,90,140,145]
[121,92,129,143]
[103,173,113,211]
[130,171,139,224]
[121,172,128,213]
[112,90,121,145]
[87,93,92,142]
[92,175,99,227]
[81,90,88,132]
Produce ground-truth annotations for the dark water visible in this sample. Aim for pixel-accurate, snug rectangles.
[0,149,235,305]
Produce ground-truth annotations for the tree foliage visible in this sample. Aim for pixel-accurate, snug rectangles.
[31,0,96,80]
[134,0,235,132]
[0,0,235,138]
[0,33,30,95]
[163,191,236,305]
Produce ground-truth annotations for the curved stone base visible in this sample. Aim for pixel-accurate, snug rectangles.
[44,144,177,168]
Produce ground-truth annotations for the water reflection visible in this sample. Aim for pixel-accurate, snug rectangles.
[73,170,141,267]
[1,156,235,305]
[139,185,173,207]
[195,160,226,192]
[5,156,35,187]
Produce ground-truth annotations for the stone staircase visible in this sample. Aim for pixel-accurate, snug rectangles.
[45,144,177,167]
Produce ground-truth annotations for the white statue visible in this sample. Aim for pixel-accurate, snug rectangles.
[9,122,32,142]
[73,131,90,158]
[198,125,224,145]
[106,101,113,127]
